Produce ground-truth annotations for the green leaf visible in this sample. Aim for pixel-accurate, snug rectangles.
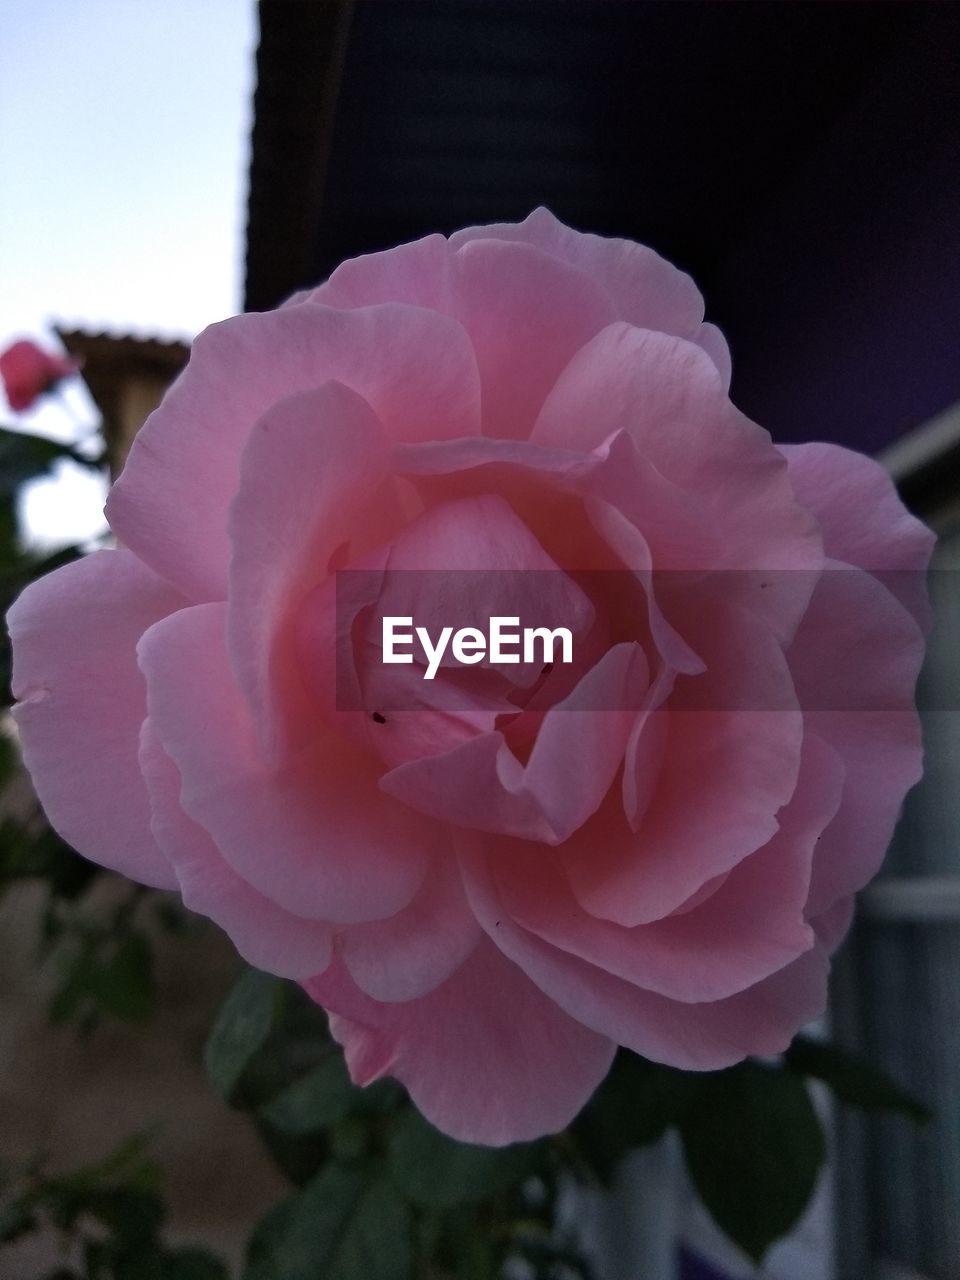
[454,1233,499,1280]
[257,1054,355,1134]
[785,1035,930,1123]
[47,940,100,1026]
[244,1165,412,1280]
[204,968,279,1103]
[45,1185,165,1245]
[388,1107,542,1208]
[87,1186,166,1245]
[330,1118,369,1163]
[46,928,155,1029]
[160,1246,231,1280]
[251,1122,331,1189]
[348,1076,404,1116]
[91,932,154,1021]
[0,428,98,500]
[572,1049,704,1183]
[233,982,333,1109]
[680,1061,826,1264]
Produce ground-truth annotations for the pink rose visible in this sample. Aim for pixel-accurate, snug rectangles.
[0,338,79,412]
[8,210,933,1145]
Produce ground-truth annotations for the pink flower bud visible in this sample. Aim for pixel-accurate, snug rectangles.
[0,339,79,412]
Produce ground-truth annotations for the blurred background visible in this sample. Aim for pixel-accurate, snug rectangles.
[1,2,958,1278]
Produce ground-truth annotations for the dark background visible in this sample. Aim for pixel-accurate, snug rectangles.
[246,0,960,461]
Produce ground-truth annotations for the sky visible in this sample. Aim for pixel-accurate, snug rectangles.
[0,0,256,545]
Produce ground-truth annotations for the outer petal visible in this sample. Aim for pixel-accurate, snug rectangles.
[461,848,829,1070]
[339,854,482,1003]
[693,321,732,391]
[9,550,185,889]
[448,207,705,340]
[227,381,400,763]
[810,896,855,952]
[306,233,453,312]
[139,722,333,978]
[107,304,481,601]
[781,442,935,631]
[448,237,614,439]
[305,942,616,1146]
[282,230,620,449]
[138,601,433,924]
[493,736,840,1003]
[533,324,819,564]
[790,564,927,915]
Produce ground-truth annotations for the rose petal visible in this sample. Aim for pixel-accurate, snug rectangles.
[462,847,829,1070]
[533,323,820,569]
[295,558,519,772]
[791,564,927,915]
[448,207,705,340]
[782,442,935,631]
[107,303,482,600]
[306,942,616,1146]
[493,735,840,1003]
[397,430,809,654]
[138,601,433,924]
[139,722,332,977]
[307,233,453,312]
[395,434,602,483]
[693,321,732,390]
[810,896,855,950]
[9,550,185,889]
[584,431,821,649]
[562,603,803,925]
[227,381,399,763]
[584,496,705,676]
[364,493,595,678]
[448,237,614,439]
[380,642,648,844]
[339,853,482,1002]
